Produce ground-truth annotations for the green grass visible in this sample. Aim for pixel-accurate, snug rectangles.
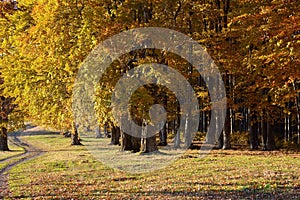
[0,140,25,170]
[5,135,300,199]
[0,140,25,161]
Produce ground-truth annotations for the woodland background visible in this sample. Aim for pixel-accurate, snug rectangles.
[0,0,299,153]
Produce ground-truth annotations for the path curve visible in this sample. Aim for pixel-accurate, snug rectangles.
[0,129,45,198]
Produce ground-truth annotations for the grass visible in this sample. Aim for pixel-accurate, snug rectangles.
[83,137,187,173]
[0,140,25,161]
[3,134,300,199]
[0,139,25,170]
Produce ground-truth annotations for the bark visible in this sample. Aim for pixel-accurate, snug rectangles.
[203,16,207,32]
[261,118,268,151]
[215,111,222,149]
[121,132,140,152]
[249,122,259,149]
[0,127,9,151]
[243,107,248,132]
[167,121,173,136]
[249,111,259,150]
[95,126,102,138]
[223,0,230,28]
[223,109,231,149]
[216,131,223,149]
[221,73,231,150]
[174,129,181,149]
[205,111,215,145]
[0,96,13,151]
[198,111,203,132]
[284,114,288,142]
[120,121,140,152]
[158,123,167,146]
[71,123,81,145]
[142,135,158,153]
[140,121,158,153]
[140,122,147,152]
[230,108,234,134]
[174,106,181,149]
[203,111,207,132]
[184,114,192,148]
[158,91,168,146]
[297,112,300,144]
[110,125,120,145]
[104,124,110,138]
[266,120,276,150]
[294,81,300,144]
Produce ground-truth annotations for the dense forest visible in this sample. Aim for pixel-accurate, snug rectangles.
[0,0,299,152]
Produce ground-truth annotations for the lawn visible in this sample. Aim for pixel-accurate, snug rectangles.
[0,140,25,170]
[4,135,300,199]
[0,140,24,161]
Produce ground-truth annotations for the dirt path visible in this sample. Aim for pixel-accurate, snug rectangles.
[0,129,45,199]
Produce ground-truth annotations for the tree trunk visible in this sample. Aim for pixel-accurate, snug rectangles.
[158,123,167,146]
[215,110,223,149]
[174,106,181,149]
[174,127,181,149]
[121,131,140,152]
[249,110,259,150]
[266,119,276,150]
[261,118,268,150]
[297,112,300,144]
[110,125,120,145]
[223,109,231,149]
[284,114,289,142]
[184,114,192,148]
[95,126,102,138]
[198,111,203,132]
[140,121,158,153]
[205,111,214,144]
[142,135,158,153]
[230,108,234,134]
[0,127,9,151]
[71,123,81,145]
[287,114,292,142]
[223,0,230,28]
[104,124,109,137]
[294,81,300,144]
[216,131,223,149]
[249,122,259,150]
[158,92,168,146]
[167,121,173,136]
[203,111,207,133]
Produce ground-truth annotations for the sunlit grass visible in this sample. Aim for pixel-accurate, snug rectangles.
[0,140,26,173]
[0,140,25,160]
[5,135,300,199]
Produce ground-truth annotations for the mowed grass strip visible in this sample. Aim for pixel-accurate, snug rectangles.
[6,135,300,199]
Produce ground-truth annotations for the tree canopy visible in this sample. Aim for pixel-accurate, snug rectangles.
[0,0,299,151]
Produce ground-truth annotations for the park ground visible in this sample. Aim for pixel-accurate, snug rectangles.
[0,127,299,199]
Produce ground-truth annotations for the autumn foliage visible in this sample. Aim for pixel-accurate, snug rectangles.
[0,0,299,151]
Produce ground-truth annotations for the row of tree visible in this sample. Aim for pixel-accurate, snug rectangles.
[0,0,299,152]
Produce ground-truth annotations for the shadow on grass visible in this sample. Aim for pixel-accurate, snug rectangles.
[87,188,300,199]
[13,131,60,136]
[6,149,23,152]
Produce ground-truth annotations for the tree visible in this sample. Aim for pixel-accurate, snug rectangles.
[1,0,110,145]
[1,0,299,152]
[0,0,25,151]
[0,95,16,151]
[206,0,300,149]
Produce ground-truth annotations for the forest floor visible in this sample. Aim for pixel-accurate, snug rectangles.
[0,128,299,199]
